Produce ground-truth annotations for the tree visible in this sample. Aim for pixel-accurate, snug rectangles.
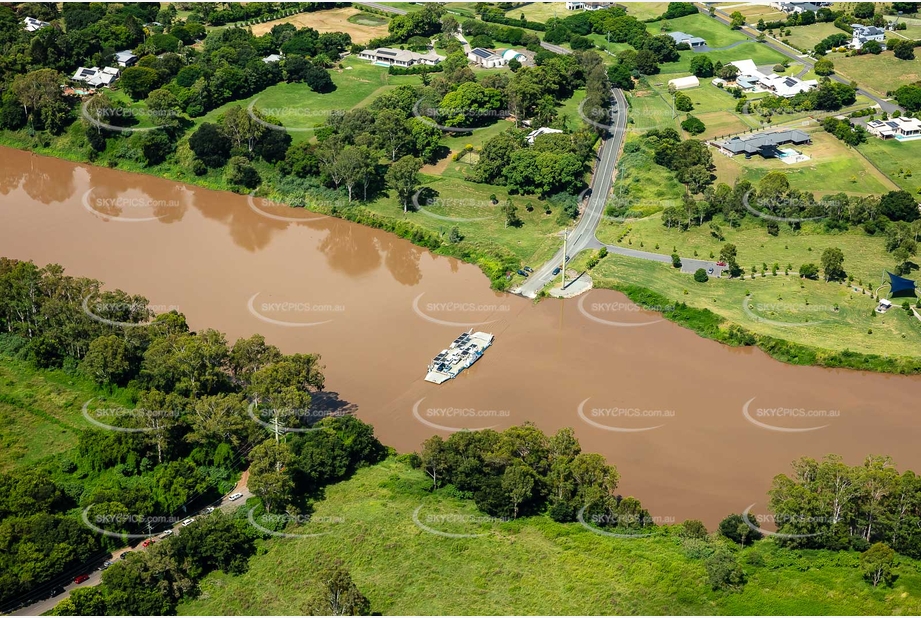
[861,40,882,55]
[11,69,65,131]
[386,155,423,213]
[814,58,834,76]
[634,49,659,75]
[225,156,261,189]
[607,62,634,90]
[693,268,709,283]
[799,263,819,279]
[508,58,521,72]
[674,92,693,112]
[853,2,875,18]
[79,335,131,385]
[718,513,761,547]
[221,105,264,154]
[248,439,294,513]
[681,115,705,135]
[729,11,745,29]
[502,199,522,228]
[892,40,916,61]
[311,566,371,616]
[880,190,920,222]
[503,464,536,518]
[861,543,896,587]
[374,109,410,162]
[120,66,161,100]
[689,55,714,78]
[189,123,232,167]
[705,550,746,591]
[681,519,709,539]
[820,247,846,282]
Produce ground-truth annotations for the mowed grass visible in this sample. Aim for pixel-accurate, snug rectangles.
[780,22,844,52]
[832,51,921,97]
[719,130,898,196]
[624,2,671,21]
[587,238,921,359]
[179,459,921,615]
[197,57,419,143]
[659,42,788,76]
[858,138,921,194]
[646,13,749,48]
[505,2,568,23]
[0,356,133,471]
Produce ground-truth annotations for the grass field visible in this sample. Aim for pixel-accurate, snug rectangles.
[832,51,921,97]
[0,355,133,472]
[178,459,921,615]
[505,2,568,23]
[646,13,750,48]
[623,2,670,21]
[587,232,921,359]
[884,13,921,41]
[858,138,921,195]
[717,129,898,196]
[657,42,788,77]
[780,22,843,52]
[248,7,389,42]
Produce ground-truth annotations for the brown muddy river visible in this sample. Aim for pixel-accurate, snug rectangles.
[1,146,919,526]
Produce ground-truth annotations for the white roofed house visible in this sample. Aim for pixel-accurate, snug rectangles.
[667,31,707,49]
[358,47,444,67]
[468,47,505,68]
[850,24,886,50]
[668,75,700,90]
[114,50,138,67]
[23,16,50,32]
[72,66,120,88]
[759,74,817,98]
[866,117,921,141]
[526,127,563,144]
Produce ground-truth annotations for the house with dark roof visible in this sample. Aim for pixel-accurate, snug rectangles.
[850,24,886,50]
[714,129,811,158]
[114,50,138,67]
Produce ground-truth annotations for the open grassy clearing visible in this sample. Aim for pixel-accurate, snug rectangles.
[505,2,569,23]
[178,459,921,616]
[779,22,843,52]
[0,355,134,472]
[858,138,921,195]
[832,51,921,97]
[718,129,898,196]
[248,7,390,43]
[884,13,921,41]
[657,42,788,77]
[623,2,671,21]
[646,13,750,48]
[722,3,788,22]
[587,234,921,359]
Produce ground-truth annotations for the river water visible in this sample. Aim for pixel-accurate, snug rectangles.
[1,146,918,526]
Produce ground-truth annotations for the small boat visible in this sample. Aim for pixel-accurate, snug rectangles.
[424,329,494,384]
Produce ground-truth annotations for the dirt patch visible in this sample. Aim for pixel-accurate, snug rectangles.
[420,152,453,176]
[250,7,389,44]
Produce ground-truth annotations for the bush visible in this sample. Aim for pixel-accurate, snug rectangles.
[693,268,709,282]
[705,550,746,591]
[681,115,706,135]
[671,253,682,268]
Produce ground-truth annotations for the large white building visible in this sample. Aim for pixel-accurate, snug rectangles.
[728,59,816,98]
[668,75,700,90]
[358,47,444,67]
[565,1,620,10]
[23,16,50,32]
[866,117,921,141]
[72,66,120,87]
[850,24,886,50]
[468,47,505,68]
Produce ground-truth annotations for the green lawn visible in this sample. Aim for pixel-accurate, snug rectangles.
[178,459,921,615]
[647,13,749,49]
[0,355,133,472]
[780,22,844,52]
[657,42,788,77]
[197,57,419,143]
[884,14,921,41]
[505,2,567,23]
[858,138,921,195]
[624,2,670,21]
[832,51,921,97]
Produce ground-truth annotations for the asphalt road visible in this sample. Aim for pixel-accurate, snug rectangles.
[515,88,628,298]
[7,477,253,617]
[697,3,902,113]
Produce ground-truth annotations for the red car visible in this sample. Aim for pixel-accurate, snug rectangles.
[716,261,727,266]
[141,538,155,548]
[73,574,90,584]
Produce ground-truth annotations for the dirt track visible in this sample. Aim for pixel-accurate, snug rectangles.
[250,7,389,44]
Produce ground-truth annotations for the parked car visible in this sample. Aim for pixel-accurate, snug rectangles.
[516,269,528,277]
[73,574,90,584]
[708,267,714,275]
[205,506,216,514]
[228,492,244,501]
[181,518,195,527]
[552,267,561,276]
[158,529,173,539]
[50,586,65,597]
[523,266,533,273]
[141,538,155,548]
[716,261,727,266]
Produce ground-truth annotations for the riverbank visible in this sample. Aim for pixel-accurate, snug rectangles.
[6,135,921,374]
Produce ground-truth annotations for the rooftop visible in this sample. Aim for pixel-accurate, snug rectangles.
[716,129,811,154]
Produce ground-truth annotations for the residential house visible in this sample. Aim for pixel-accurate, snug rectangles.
[262,54,283,63]
[667,31,707,49]
[358,47,444,67]
[866,117,921,141]
[23,16,49,32]
[526,127,563,144]
[468,47,505,68]
[729,59,816,97]
[715,129,811,157]
[72,66,120,88]
[114,50,138,67]
[850,24,886,50]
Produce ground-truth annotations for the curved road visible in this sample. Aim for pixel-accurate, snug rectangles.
[514,88,628,298]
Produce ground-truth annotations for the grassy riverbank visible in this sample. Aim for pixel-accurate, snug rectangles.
[180,458,921,615]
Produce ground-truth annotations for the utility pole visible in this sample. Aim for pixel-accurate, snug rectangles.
[561,232,567,288]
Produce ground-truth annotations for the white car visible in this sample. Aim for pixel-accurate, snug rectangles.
[205,506,215,514]
[157,530,173,538]
[228,492,244,501]
[181,518,195,527]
